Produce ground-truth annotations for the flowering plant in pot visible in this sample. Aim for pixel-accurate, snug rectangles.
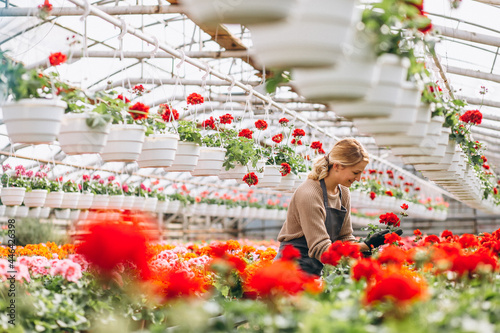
[1,164,28,188]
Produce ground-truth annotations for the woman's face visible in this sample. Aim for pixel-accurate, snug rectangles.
[332,160,368,188]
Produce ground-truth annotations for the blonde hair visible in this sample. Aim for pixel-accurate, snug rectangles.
[308,138,369,181]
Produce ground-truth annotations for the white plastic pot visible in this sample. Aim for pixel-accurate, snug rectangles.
[100,124,146,163]
[58,113,111,155]
[191,147,227,177]
[138,133,179,168]
[164,141,201,172]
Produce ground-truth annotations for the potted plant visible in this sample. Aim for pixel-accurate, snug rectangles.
[45,179,64,208]
[121,183,135,210]
[76,174,94,210]
[164,120,202,172]
[155,187,169,213]
[132,183,148,210]
[143,185,158,212]
[218,128,259,181]
[0,52,67,144]
[23,167,50,207]
[106,176,124,210]
[60,179,80,209]
[99,86,148,163]
[0,164,27,206]
[89,175,110,210]
[138,103,180,168]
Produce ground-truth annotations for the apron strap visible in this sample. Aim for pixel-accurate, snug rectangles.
[319,179,329,209]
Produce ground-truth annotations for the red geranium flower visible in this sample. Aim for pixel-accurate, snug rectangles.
[219,114,233,124]
[187,92,204,105]
[280,163,291,176]
[310,141,323,150]
[272,134,283,143]
[116,94,130,103]
[441,230,453,238]
[291,139,303,146]
[280,245,301,262]
[364,273,426,306]
[384,232,402,245]
[255,119,268,130]
[379,212,400,227]
[279,117,289,124]
[369,191,376,200]
[494,187,499,195]
[318,148,325,154]
[159,104,179,122]
[352,258,382,282]
[128,102,149,120]
[424,235,440,244]
[481,155,487,163]
[38,0,53,11]
[292,128,305,138]
[414,229,422,237]
[400,203,409,210]
[238,129,253,139]
[202,116,216,130]
[243,172,258,187]
[48,52,67,66]
[385,190,393,197]
[459,110,482,125]
[132,84,145,93]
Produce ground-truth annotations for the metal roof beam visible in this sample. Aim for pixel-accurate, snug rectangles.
[0,4,184,16]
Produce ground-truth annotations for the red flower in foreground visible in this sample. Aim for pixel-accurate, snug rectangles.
[280,163,291,176]
[424,234,440,244]
[379,212,400,227]
[128,102,149,120]
[242,172,259,187]
[384,232,402,245]
[272,134,283,144]
[238,129,253,139]
[77,216,154,279]
[321,241,361,266]
[255,119,268,130]
[280,245,301,262]
[219,113,233,124]
[187,92,204,105]
[116,94,130,103]
[202,116,216,130]
[369,192,376,200]
[153,270,205,301]
[364,273,426,306]
[279,117,289,125]
[159,104,179,122]
[352,258,382,282]
[441,230,453,238]
[48,52,67,66]
[292,128,305,138]
[459,110,482,125]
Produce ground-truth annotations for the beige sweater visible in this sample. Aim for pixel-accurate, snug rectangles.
[277,178,356,261]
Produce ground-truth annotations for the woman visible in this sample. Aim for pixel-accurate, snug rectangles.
[277,138,397,276]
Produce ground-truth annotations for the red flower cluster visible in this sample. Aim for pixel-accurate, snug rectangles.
[292,128,305,138]
[255,119,268,130]
[132,84,145,94]
[116,94,130,103]
[128,102,150,120]
[369,191,376,200]
[320,241,361,266]
[401,203,409,210]
[441,230,453,238]
[459,110,482,125]
[379,212,400,227]
[202,116,216,130]
[243,172,259,187]
[310,141,322,150]
[219,114,233,124]
[384,232,402,245]
[238,129,253,139]
[280,163,291,176]
[481,155,487,163]
[279,117,289,125]
[414,229,422,237]
[291,139,302,146]
[187,92,204,105]
[352,258,382,281]
[38,0,53,11]
[364,273,426,305]
[159,104,179,122]
[48,52,67,66]
[280,245,301,262]
[385,190,393,197]
[272,134,283,143]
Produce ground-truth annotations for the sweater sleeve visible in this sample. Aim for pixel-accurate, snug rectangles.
[337,186,356,242]
[293,186,332,261]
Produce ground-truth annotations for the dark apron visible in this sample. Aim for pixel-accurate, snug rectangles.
[276,179,347,276]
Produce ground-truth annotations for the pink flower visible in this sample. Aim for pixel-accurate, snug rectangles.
[15,263,31,283]
[108,175,115,182]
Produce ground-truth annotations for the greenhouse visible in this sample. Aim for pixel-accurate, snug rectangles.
[1,0,500,331]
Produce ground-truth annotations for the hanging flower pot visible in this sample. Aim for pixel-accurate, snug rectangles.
[27,207,42,218]
[58,113,112,155]
[23,189,48,207]
[166,200,181,214]
[1,187,26,206]
[44,191,64,208]
[294,44,380,102]
[76,192,94,210]
[121,196,135,210]
[164,141,201,172]
[100,124,146,163]
[249,0,359,69]
[191,147,227,177]
[144,197,158,212]
[91,194,110,210]
[60,192,81,209]
[4,205,17,217]
[218,163,247,181]
[132,197,146,210]
[138,133,179,168]
[276,173,296,191]
[1,99,67,144]
[181,0,296,25]
[40,207,51,219]
[79,210,89,220]
[15,206,29,218]
[54,208,71,219]
[156,199,169,213]
[69,209,80,220]
[107,195,124,210]
[334,54,410,119]
[256,165,282,188]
